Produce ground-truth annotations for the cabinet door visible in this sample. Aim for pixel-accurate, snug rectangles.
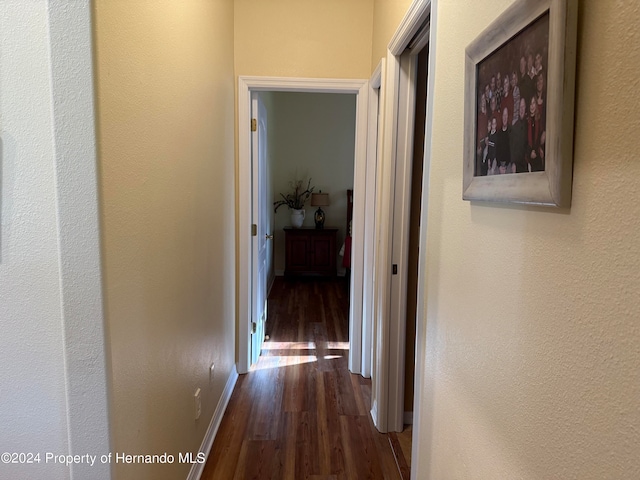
[310,235,332,268]
[287,234,309,269]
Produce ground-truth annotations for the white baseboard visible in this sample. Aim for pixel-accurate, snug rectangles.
[187,366,239,480]
[403,411,413,425]
[370,400,379,430]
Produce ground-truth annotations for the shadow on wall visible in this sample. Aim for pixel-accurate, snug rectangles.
[0,135,3,263]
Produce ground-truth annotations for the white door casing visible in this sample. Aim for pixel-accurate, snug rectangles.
[411,6,437,476]
[371,48,401,433]
[361,59,385,380]
[371,0,432,435]
[237,77,368,375]
[388,50,418,431]
[384,3,438,479]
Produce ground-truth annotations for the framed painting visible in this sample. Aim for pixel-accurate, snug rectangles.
[463,0,578,207]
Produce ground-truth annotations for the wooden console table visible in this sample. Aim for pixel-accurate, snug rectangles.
[284,227,337,277]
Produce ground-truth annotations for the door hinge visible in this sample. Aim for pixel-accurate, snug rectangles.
[392,264,398,275]
[251,224,257,236]
[251,322,257,334]
[251,118,257,131]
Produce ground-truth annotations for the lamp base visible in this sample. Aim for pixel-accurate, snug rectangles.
[314,207,325,229]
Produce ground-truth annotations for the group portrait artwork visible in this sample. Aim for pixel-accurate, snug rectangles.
[475,12,549,177]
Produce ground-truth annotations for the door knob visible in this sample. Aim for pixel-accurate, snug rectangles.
[265,234,274,240]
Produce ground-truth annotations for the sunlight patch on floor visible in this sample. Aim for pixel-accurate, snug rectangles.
[251,355,317,371]
[262,341,316,350]
[326,341,349,350]
[251,340,349,371]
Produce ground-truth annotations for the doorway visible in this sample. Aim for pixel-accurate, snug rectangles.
[367,4,434,457]
[237,77,369,378]
[253,90,357,370]
[388,42,430,478]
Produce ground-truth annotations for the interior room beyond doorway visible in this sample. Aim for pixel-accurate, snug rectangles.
[260,91,357,289]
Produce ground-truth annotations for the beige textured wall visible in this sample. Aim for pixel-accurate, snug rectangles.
[94,1,236,479]
[416,1,640,478]
[234,0,373,78]
[371,0,413,69]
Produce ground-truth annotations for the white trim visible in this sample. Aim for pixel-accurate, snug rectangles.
[371,0,433,439]
[388,0,432,56]
[372,50,401,433]
[187,367,239,480]
[408,21,431,56]
[371,60,384,89]
[370,399,379,430]
[238,77,253,374]
[361,58,385,379]
[348,80,369,375]
[238,76,368,93]
[237,76,368,376]
[411,1,437,478]
[388,51,419,432]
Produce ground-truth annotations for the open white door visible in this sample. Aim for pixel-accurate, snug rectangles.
[250,93,269,366]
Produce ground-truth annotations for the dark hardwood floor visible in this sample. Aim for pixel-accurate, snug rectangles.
[389,426,412,480]
[202,277,402,480]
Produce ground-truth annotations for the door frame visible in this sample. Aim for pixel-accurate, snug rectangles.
[361,59,385,379]
[237,76,368,375]
[370,0,433,434]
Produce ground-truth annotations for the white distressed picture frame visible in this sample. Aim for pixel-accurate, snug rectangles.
[463,0,578,207]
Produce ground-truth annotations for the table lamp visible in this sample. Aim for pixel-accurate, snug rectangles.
[310,192,330,229]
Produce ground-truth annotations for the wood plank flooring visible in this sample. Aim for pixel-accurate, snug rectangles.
[389,425,412,480]
[202,277,402,480]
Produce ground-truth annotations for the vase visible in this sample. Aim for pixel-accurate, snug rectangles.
[290,209,305,228]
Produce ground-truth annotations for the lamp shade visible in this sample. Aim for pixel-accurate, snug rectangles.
[310,192,330,207]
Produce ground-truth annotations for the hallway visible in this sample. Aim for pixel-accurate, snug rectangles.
[202,278,401,479]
